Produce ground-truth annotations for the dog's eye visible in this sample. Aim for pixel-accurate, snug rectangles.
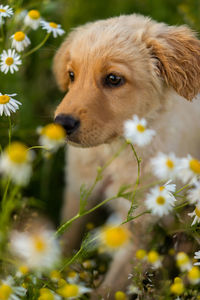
[69,71,75,82]
[104,73,124,87]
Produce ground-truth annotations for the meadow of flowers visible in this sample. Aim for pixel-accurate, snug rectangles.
[0,1,200,300]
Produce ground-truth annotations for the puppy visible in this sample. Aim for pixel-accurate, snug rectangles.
[53,14,200,298]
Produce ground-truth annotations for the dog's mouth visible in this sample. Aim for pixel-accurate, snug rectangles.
[65,131,119,148]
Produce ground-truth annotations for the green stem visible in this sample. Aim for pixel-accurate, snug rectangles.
[22,33,51,58]
[0,185,20,254]
[55,195,117,237]
[0,23,4,43]
[136,180,164,192]
[55,142,127,236]
[83,141,128,203]
[8,117,12,145]
[0,185,20,227]
[126,142,142,220]
[1,178,11,208]
[121,210,150,225]
[60,246,83,271]
[101,141,127,172]
[174,201,189,210]
[55,213,80,237]
[28,145,48,151]
[174,183,191,195]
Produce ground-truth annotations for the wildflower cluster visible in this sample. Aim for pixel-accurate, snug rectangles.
[0,2,200,299]
[0,4,64,76]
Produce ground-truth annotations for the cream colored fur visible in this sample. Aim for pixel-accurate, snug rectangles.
[53,14,200,299]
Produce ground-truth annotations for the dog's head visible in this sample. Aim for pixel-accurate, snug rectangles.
[53,14,200,147]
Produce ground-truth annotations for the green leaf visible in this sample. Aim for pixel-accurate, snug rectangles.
[79,184,89,214]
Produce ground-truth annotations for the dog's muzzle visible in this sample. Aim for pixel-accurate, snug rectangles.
[54,114,80,135]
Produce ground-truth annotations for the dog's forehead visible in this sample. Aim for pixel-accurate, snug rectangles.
[68,22,150,66]
[66,14,164,66]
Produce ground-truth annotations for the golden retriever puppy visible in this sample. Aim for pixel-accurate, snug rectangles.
[53,14,200,298]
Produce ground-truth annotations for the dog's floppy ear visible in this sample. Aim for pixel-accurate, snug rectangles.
[53,36,72,92]
[147,26,200,101]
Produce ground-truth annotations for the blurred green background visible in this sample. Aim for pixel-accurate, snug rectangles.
[0,0,200,225]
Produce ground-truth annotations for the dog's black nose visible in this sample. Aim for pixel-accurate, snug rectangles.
[54,114,80,135]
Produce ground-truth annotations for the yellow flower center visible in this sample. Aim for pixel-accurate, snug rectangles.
[189,159,200,174]
[136,124,145,132]
[58,279,67,288]
[68,271,77,279]
[147,250,159,263]
[115,291,127,300]
[57,284,79,297]
[156,196,165,205]
[19,265,29,275]
[33,236,46,252]
[86,222,94,230]
[39,288,54,300]
[136,249,147,260]
[0,95,10,104]
[28,10,40,20]
[170,281,184,295]
[168,248,175,256]
[50,270,61,281]
[5,57,14,66]
[166,159,174,169]
[0,284,12,300]
[175,277,182,284]
[176,252,189,266]
[0,9,6,13]
[14,31,25,42]
[102,226,130,249]
[41,123,66,140]
[159,186,165,191]
[82,260,93,269]
[49,22,58,28]
[195,207,200,218]
[188,266,200,281]
[6,142,28,164]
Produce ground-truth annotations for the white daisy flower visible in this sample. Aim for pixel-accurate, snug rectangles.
[0,5,13,23]
[57,283,91,299]
[151,152,179,180]
[187,266,200,284]
[187,180,200,205]
[0,276,26,300]
[0,142,33,186]
[24,10,41,30]
[124,115,156,147]
[38,123,66,151]
[10,230,61,271]
[82,259,96,269]
[176,252,192,272]
[16,265,29,277]
[188,204,200,226]
[11,31,31,52]
[127,284,142,296]
[0,49,22,74]
[50,270,62,283]
[39,288,61,300]
[40,20,65,38]
[66,271,79,284]
[147,250,162,269]
[194,250,200,266]
[0,93,21,116]
[145,182,176,217]
[178,155,200,183]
